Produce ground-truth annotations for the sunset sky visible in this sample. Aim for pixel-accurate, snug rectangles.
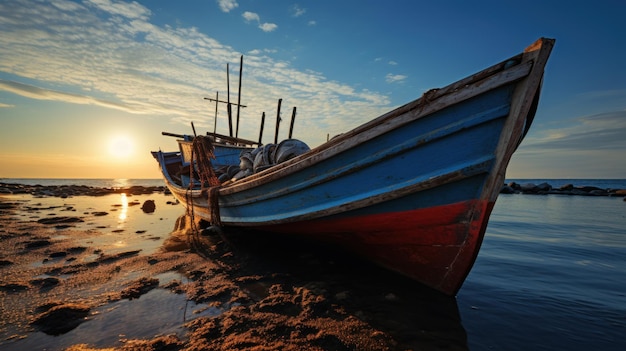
[1,0,625,179]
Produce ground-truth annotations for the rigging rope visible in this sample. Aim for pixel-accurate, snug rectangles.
[188,135,222,226]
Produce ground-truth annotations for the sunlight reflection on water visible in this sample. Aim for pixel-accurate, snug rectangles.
[5,192,185,255]
[117,193,128,223]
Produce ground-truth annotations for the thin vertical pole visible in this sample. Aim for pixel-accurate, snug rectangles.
[227,103,233,138]
[213,91,219,134]
[258,112,265,145]
[274,99,282,144]
[288,106,297,139]
[236,55,243,138]
[226,63,233,137]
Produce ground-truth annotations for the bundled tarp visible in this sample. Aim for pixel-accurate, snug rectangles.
[217,139,310,183]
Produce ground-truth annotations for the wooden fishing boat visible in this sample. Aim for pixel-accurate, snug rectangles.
[153,38,555,295]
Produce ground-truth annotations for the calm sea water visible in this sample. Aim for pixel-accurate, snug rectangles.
[2,178,625,350]
[459,180,626,350]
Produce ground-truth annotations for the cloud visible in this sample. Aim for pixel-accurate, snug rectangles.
[291,5,306,17]
[242,11,277,32]
[521,111,626,151]
[85,0,151,20]
[508,110,626,178]
[0,102,14,108]
[0,0,391,147]
[388,61,398,66]
[242,11,260,22]
[259,23,278,32]
[308,20,317,26]
[217,0,238,13]
[248,48,277,55]
[385,73,407,84]
[0,79,181,115]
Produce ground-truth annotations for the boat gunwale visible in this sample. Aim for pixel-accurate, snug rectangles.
[162,39,550,202]
[219,102,512,209]
[218,59,533,195]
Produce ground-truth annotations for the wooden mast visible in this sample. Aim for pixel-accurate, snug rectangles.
[274,99,282,144]
[288,106,297,139]
[236,55,243,138]
[226,63,233,137]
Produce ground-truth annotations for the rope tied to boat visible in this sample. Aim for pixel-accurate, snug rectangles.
[189,135,222,226]
[190,135,220,188]
[206,186,222,226]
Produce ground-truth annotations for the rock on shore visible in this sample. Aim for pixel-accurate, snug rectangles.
[501,181,626,197]
[0,182,168,198]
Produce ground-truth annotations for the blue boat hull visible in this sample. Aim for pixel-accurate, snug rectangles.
[154,38,554,295]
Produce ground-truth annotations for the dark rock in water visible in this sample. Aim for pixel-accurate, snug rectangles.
[589,189,608,196]
[1,182,167,198]
[67,246,87,254]
[0,283,29,293]
[507,181,520,190]
[570,189,590,196]
[499,182,625,198]
[536,182,552,192]
[120,277,160,299]
[0,202,18,211]
[24,239,52,249]
[576,186,603,193]
[96,250,141,264]
[500,185,515,194]
[519,183,538,193]
[37,216,84,225]
[49,251,68,258]
[30,277,60,291]
[92,211,109,216]
[141,200,156,213]
[31,303,90,335]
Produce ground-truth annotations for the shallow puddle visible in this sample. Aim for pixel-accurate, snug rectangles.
[2,272,222,351]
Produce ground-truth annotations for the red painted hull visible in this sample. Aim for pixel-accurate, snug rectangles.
[264,200,495,295]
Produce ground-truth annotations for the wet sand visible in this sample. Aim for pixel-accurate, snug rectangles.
[0,188,467,350]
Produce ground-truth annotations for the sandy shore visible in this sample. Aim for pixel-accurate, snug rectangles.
[0,189,467,351]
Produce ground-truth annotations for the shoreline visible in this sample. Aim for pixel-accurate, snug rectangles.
[0,181,626,201]
[0,190,467,350]
[1,180,624,199]
[0,182,168,198]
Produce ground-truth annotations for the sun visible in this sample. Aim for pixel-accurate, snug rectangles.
[108,135,134,159]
